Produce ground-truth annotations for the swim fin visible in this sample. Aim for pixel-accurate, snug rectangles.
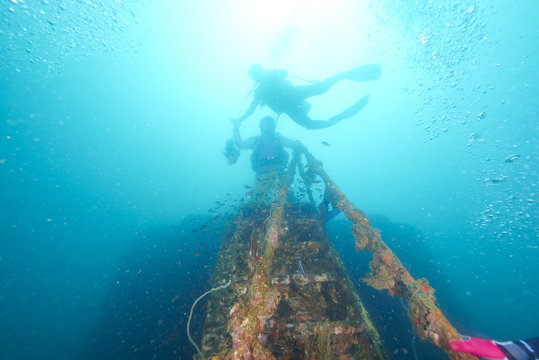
[338,64,382,81]
[329,95,370,124]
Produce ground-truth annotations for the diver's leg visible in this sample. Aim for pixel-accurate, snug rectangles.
[287,95,370,129]
[286,109,339,130]
[295,65,381,100]
[294,75,342,99]
[328,95,370,124]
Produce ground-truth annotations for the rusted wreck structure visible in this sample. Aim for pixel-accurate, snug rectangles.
[190,147,475,360]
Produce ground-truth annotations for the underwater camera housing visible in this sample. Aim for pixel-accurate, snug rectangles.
[224,139,240,165]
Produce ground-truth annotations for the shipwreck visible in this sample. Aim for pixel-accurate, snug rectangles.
[187,147,475,360]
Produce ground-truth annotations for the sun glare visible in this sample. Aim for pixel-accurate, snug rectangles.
[240,0,363,37]
[224,0,373,67]
[153,0,375,88]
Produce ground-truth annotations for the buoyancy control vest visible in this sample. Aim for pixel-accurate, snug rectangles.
[250,135,289,174]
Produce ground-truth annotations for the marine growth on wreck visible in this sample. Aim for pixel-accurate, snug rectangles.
[190,148,475,360]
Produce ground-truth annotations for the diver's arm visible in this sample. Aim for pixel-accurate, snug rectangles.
[279,134,302,150]
[450,336,539,360]
[233,122,255,149]
[235,97,259,123]
[496,338,539,360]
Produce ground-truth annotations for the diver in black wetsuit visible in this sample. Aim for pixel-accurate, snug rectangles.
[450,335,539,360]
[232,116,299,174]
[231,116,302,203]
[231,64,381,130]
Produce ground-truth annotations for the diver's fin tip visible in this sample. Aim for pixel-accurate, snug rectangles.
[329,96,370,124]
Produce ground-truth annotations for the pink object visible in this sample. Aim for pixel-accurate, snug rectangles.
[450,336,506,359]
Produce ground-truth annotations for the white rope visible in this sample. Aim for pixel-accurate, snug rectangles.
[187,279,232,358]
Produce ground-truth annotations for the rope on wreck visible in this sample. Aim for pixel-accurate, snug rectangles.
[187,279,232,358]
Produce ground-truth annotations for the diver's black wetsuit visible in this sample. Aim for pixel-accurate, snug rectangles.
[497,338,539,360]
[236,66,377,130]
[251,70,343,130]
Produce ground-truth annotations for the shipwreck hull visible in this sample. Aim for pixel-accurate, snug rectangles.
[193,148,475,360]
[201,203,389,359]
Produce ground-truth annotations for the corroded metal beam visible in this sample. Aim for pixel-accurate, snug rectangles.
[309,161,477,360]
[220,153,302,360]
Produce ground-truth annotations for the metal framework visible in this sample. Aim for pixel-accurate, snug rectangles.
[193,147,475,360]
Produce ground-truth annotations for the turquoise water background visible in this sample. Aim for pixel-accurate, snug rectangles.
[1,1,537,359]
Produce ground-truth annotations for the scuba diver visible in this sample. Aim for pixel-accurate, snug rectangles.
[232,116,300,173]
[231,63,382,130]
[231,116,302,203]
[450,335,539,360]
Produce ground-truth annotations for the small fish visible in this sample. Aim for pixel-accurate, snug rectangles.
[171,295,179,302]
[194,251,201,257]
[299,261,306,279]
[490,176,508,183]
[167,331,180,344]
[320,141,330,147]
[504,154,521,163]
[245,191,252,198]
[244,185,252,189]
[199,241,205,246]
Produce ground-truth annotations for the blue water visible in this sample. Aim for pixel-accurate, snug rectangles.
[1,1,537,359]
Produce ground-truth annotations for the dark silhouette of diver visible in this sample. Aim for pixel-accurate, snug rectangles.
[232,64,381,130]
[232,116,302,203]
[232,116,300,174]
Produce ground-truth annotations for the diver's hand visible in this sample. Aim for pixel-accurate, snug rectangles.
[450,336,506,359]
